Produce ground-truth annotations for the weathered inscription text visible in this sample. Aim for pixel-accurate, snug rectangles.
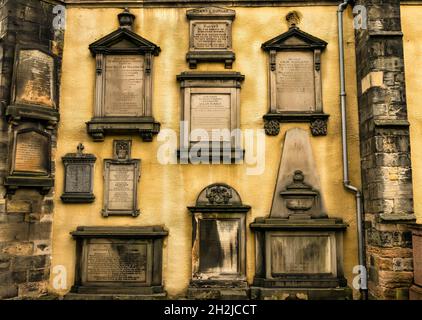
[105,55,144,116]
[86,242,147,282]
[276,51,315,112]
[15,50,55,108]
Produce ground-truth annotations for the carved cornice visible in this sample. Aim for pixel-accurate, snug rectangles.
[62,0,343,7]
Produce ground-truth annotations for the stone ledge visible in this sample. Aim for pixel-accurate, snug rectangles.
[64,292,167,300]
[250,287,353,300]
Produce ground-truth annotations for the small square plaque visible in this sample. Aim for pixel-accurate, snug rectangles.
[186,6,235,69]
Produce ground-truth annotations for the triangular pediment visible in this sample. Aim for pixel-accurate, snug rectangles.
[262,27,327,51]
[89,28,160,56]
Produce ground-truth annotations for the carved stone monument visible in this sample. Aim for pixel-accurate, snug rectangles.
[5,126,53,194]
[186,6,236,69]
[102,140,140,217]
[176,72,245,163]
[250,128,351,300]
[6,45,59,127]
[61,143,96,203]
[261,13,329,136]
[67,226,168,298]
[188,183,250,299]
[87,9,161,142]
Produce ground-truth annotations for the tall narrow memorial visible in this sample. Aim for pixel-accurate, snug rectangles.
[87,9,161,142]
[188,184,250,299]
[250,128,352,300]
[102,140,140,217]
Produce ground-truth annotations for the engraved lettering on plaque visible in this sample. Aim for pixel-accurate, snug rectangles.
[65,165,91,193]
[276,51,315,112]
[15,50,55,108]
[107,164,135,211]
[199,219,239,274]
[191,94,231,138]
[104,55,144,117]
[14,131,49,174]
[86,242,147,282]
[192,23,229,49]
[270,235,331,274]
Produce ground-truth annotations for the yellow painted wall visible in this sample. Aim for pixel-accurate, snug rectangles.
[402,5,422,224]
[50,6,360,297]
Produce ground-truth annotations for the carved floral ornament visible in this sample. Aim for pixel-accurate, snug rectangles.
[206,185,233,205]
[188,183,251,212]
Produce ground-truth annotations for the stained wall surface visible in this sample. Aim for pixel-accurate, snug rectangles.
[50,5,361,297]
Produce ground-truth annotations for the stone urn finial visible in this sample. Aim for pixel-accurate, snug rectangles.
[285,11,301,29]
[280,170,320,219]
[118,8,136,31]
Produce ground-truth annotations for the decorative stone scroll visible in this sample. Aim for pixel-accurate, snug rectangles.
[6,46,59,127]
[186,6,235,69]
[102,140,140,217]
[261,16,329,136]
[68,226,168,297]
[176,72,245,163]
[86,8,161,142]
[249,128,351,300]
[5,126,53,194]
[61,143,96,203]
[187,183,250,299]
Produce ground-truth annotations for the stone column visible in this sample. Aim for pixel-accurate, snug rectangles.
[353,0,415,299]
[0,0,63,299]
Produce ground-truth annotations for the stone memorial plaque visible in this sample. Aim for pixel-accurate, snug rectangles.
[192,22,229,49]
[14,130,49,174]
[86,9,161,142]
[61,144,96,203]
[188,184,250,298]
[86,240,148,283]
[65,164,92,193]
[191,93,231,136]
[107,163,135,211]
[69,226,168,296]
[177,72,244,161]
[104,55,144,117]
[262,23,329,136]
[199,219,239,274]
[14,49,55,108]
[276,51,315,112]
[270,234,332,275]
[102,140,140,217]
[186,7,235,68]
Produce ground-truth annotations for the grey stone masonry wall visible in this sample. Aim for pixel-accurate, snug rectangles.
[0,0,63,299]
[353,0,415,299]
